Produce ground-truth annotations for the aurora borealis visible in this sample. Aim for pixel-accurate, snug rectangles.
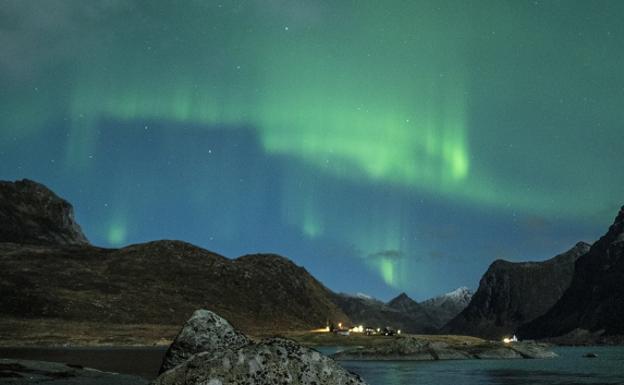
[1,1,623,300]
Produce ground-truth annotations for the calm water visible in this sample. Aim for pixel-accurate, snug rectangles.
[2,346,624,384]
[0,346,167,379]
[325,346,624,385]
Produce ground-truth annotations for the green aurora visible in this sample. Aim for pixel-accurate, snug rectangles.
[2,0,623,294]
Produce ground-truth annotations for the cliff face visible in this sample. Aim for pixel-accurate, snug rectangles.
[420,287,473,328]
[520,207,624,338]
[0,179,88,245]
[443,242,590,339]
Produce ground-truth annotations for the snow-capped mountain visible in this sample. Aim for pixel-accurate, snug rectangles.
[420,287,473,328]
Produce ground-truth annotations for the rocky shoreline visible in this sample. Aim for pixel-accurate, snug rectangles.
[0,358,147,385]
[0,310,562,385]
[330,336,557,361]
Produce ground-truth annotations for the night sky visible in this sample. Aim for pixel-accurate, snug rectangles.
[1,1,623,300]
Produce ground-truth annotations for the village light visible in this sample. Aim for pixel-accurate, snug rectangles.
[397,329,401,335]
[502,335,518,344]
[349,325,364,333]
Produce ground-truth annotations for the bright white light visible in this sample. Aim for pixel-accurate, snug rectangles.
[349,325,364,333]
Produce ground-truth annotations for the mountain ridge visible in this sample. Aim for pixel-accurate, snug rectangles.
[0,179,88,245]
[519,207,624,338]
[420,287,473,328]
[0,179,350,334]
[443,242,590,339]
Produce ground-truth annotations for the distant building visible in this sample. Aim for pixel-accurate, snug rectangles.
[502,335,518,343]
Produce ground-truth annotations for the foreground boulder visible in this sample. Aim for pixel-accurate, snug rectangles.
[155,309,367,385]
[155,337,366,385]
[160,310,250,373]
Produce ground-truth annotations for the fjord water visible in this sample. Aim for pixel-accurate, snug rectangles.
[2,346,624,384]
[333,346,624,385]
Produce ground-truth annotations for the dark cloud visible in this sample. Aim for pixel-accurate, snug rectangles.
[368,249,403,261]
[0,0,133,81]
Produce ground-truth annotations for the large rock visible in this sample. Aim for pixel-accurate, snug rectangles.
[155,310,367,385]
[443,242,590,339]
[154,337,366,385]
[159,310,250,373]
[0,179,88,245]
[519,206,624,338]
[508,342,558,359]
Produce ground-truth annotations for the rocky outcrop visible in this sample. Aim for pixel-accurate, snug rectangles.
[0,179,88,245]
[155,338,366,385]
[154,311,367,385]
[330,336,556,361]
[160,310,250,373]
[420,287,473,328]
[519,207,624,339]
[332,293,437,333]
[443,242,590,339]
[0,359,147,385]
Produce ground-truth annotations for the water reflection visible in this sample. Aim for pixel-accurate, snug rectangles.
[339,347,624,385]
[1,346,623,384]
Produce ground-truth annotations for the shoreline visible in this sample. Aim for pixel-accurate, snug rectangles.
[2,316,622,350]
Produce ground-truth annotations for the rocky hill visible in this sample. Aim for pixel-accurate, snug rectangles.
[519,207,624,339]
[420,287,473,328]
[443,242,590,339]
[0,179,88,245]
[0,179,349,336]
[0,241,349,334]
[332,292,437,333]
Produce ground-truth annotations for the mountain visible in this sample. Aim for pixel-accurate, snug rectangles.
[0,179,348,335]
[420,287,473,328]
[443,242,590,339]
[0,179,88,245]
[387,292,424,314]
[332,292,437,333]
[0,241,349,334]
[519,207,624,339]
